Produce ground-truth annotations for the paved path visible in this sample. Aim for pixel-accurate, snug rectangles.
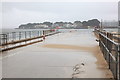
[1,29,113,78]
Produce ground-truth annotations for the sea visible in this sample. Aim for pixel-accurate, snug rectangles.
[0,28,119,43]
[0,28,119,34]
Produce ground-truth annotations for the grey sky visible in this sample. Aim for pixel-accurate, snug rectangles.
[2,2,118,28]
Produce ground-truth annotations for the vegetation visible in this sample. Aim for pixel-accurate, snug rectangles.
[19,19,100,29]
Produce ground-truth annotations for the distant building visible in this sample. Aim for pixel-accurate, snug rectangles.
[52,24,59,28]
[64,23,74,28]
[102,21,118,28]
[35,24,48,28]
[73,22,83,29]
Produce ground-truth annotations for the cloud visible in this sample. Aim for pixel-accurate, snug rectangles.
[1,0,119,2]
[2,2,118,28]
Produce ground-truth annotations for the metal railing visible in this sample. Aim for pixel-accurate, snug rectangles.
[6,31,42,43]
[94,29,119,80]
[0,29,58,51]
[0,34,7,46]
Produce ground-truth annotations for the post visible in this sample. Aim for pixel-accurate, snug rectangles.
[100,19,103,31]
[43,30,45,35]
[29,31,31,38]
[38,31,39,36]
[25,31,27,39]
[117,40,120,80]
[12,32,15,42]
[5,34,7,44]
[7,33,9,42]
[19,32,21,40]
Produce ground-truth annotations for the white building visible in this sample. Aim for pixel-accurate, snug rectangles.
[35,24,48,28]
[102,21,118,27]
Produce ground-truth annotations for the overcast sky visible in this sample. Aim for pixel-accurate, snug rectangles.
[1,0,119,28]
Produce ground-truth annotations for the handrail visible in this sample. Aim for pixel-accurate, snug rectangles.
[94,29,119,80]
[99,32,119,46]
[0,29,59,51]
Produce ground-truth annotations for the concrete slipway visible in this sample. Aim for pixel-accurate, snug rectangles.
[1,29,113,78]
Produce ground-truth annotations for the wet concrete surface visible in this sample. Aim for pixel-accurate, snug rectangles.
[1,29,113,78]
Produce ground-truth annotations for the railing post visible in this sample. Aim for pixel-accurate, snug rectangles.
[12,32,15,42]
[14,32,16,41]
[39,31,41,36]
[25,31,27,39]
[7,33,9,42]
[117,44,120,80]
[43,30,45,35]
[5,34,7,45]
[0,35,1,46]
[19,32,21,40]
[0,34,7,48]
[29,31,31,38]
[38,31,39,36]
[108,33,111,69]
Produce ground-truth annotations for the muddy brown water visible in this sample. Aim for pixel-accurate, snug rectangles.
[1,29,113,78]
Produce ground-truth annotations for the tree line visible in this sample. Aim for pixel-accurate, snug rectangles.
[19,19,100,29]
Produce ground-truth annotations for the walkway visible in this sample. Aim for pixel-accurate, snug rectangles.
[2,29,113,78]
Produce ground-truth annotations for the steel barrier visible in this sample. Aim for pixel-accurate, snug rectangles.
[94,29,119,80]
[0,29,58,51]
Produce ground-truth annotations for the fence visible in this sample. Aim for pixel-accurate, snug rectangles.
[0,29,58,51]
[94,29,119,80]
[0,34,7,46]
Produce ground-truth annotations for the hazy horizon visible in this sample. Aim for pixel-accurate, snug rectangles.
[1,2,118,29]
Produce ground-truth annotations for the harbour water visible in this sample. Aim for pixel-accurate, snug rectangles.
[1,29,47,34]
[0,28,119,34]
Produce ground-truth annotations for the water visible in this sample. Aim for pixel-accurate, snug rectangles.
[1,28,47,34]
[1,28,119,34]
[104,28,120,33]
[0,28,119,44]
